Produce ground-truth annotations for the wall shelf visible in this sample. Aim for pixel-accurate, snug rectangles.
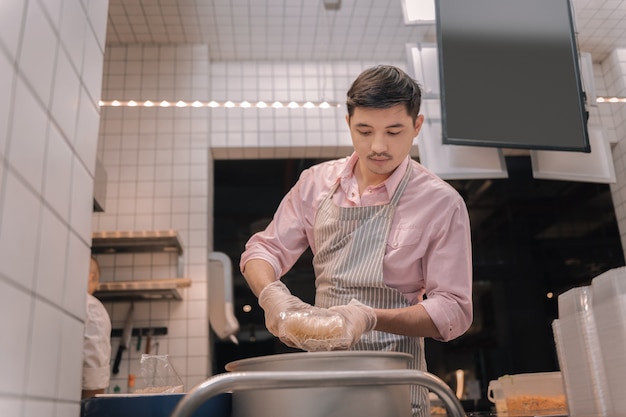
[94,278,192,302]
[91,230,188,302]
[92,230,183,255]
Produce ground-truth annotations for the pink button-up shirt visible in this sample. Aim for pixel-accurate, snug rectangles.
[240,153,473,341]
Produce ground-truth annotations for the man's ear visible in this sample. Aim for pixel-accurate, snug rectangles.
[414,114,425,136]
[345,114,350,126]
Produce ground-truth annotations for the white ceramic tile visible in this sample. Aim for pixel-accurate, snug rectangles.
[0,162,4,205]
[0,397,22,417]
[35,206,68,305]
[0,2,26,61]
[23,399,55,417]
[187,337,208,357]
[0,172,41,289]
[188,318,208,338]
[167,337,187,357]
[81,27,105,107]
[19,0,57,105]
[0,279,32,394]
[26,299,62,397]
[51,49,80,145]
[0,51,14,156]
[69,156,95,243]
[56,402,81,417]
[58,0,86,74]
[44,122,73,221]
[38,0,64,27]
[8,78,47,193]
[56,314,84,401]
[186,299,207,319]
[186,356,208,377]
[85,0,108,52]
[62,231,90,319]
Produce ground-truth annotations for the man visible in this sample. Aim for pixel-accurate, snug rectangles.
[240,65,473,416]
[82,257,112,399]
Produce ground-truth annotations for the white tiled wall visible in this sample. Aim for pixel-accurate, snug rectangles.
[95,44,213,392]
[208,60,361,158]
[0,0,108,416]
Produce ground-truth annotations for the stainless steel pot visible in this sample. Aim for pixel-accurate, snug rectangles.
[225,351,413,417]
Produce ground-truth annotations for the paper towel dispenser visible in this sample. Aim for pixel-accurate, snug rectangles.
[208,252,239,344]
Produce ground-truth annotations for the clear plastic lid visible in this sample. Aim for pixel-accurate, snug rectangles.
[557,285,593,317]
[592,266,626,304]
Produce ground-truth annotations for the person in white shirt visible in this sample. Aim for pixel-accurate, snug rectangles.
[81,257,112,399]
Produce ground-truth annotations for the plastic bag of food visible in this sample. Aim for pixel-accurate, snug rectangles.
[278,308,351,351]
[134,354,184,394]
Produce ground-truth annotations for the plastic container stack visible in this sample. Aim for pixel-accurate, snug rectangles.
[553,286,609,417]
[552,266,626,417]
[590,267,626,416]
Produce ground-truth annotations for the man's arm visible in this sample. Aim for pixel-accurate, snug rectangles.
[81,388,104,399]
[241,258,278,297]
[374,303,442,339]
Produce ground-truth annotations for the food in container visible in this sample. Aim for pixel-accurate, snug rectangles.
[498,372,567,416]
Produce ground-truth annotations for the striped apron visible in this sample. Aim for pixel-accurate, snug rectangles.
[313,164,429,417]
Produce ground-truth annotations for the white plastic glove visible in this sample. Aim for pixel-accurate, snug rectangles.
[258,280,311,336]
[278,308,351,351]
[328,299,378,349]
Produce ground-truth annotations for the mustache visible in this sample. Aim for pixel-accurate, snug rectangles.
[367,152,392,159]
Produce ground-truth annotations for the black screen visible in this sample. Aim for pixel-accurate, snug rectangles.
[435,0,590,152]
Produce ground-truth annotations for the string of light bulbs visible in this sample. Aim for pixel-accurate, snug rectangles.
[99,97,624,108]
[596,97,626,103]
[98,99,342,108]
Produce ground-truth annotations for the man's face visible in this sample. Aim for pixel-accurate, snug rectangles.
[346,104,423,183]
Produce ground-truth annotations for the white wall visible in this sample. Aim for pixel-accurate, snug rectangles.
[0,0,108,415]
[95,44,213,392]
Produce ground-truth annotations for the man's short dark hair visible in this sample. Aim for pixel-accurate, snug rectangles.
[346,65,422,122]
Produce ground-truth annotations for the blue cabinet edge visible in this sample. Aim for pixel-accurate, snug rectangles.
[81,393,232,417]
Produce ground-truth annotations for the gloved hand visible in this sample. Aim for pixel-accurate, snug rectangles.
[258,280,311,336]
[328,299,377,348]
[278,308,351,351]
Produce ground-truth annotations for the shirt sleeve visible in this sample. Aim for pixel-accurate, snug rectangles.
[419,198,473,342]
[83,296,112,390]
[240,170,313,278]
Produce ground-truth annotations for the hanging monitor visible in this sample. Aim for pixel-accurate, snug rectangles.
[435,0,590,152]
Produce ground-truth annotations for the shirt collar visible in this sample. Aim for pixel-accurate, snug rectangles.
[340,152,410,200]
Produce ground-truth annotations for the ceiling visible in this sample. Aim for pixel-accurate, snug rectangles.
[106,0,626,64]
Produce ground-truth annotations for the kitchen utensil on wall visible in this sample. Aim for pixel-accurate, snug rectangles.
[112,303,134,374]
